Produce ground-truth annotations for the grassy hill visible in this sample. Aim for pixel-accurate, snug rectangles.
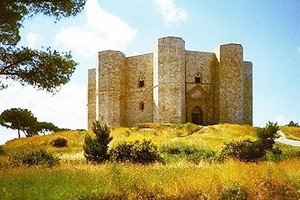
[0,123,300,199]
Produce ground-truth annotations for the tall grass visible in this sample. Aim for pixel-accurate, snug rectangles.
[0,159,299,199]
[280,126,300,141]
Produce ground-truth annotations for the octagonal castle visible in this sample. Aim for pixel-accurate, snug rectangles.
[88,36,252,128]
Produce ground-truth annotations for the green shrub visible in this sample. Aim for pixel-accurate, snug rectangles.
[161,143,216,163]
[50,137,68,148]
[109,138,161,164]
[9,149,59,167]
[221,185,248,200]
[83,121,112,163]
[221,122,281,162]
[0,145,5,155]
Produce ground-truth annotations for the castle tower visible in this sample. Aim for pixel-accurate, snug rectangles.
[215,44,244,124]
[153,36,186,123]
[243,61,253,125]
[97,50,126,126]
[87,68,97,129]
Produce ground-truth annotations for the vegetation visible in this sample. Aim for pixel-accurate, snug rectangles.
[0,123,300,199]
[221,122,281,162]
[280,126,300,141]
[50,137,68,148]
[286,120,300,127]
[83,121,112,163]
[0,0,86,92]
[109,137,161,164]
[0,108,58,138]
[9,149,59,167]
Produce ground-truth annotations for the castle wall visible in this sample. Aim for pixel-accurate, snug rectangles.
[185,51,214,125]
[243,61,253,125]
[87,68,96,129]
[98,51,126,126]
[125,54,154,126]
[89,37,253,128]
[153,37,186,123]
[215,44,244,124]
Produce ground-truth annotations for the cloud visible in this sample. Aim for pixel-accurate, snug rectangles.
[154,0,187,23]
[27,32,42,49]
[0,83,87,131]
[54,0,138,57]
[274,114,287,126]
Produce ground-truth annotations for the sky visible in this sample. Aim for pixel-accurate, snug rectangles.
[0,0,300,144]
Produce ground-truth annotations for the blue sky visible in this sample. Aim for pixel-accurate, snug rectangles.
[0,0,299,144]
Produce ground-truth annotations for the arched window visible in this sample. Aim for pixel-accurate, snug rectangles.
[139,77,144,87]
[195,73,201,83]
[140,102,145,110]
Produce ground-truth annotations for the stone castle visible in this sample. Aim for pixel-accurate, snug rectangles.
[88,36,252,128]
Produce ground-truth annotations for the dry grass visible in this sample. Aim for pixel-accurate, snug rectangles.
[0,123,299,199]
[281,126,300,141]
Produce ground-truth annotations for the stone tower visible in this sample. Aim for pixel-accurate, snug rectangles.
[87,36,253,128]
[153,37,186,123]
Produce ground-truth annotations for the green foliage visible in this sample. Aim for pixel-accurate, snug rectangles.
[286,121,300,127]
[0,108,58,138]
[50,137,68,148]
[221,122,281,162]
[109,138,161,164]
[0,0,86,92]
[221,184,248,200]
[83,121,112,163]
[9,149,59,167]
[0,145,5,155]
[161,143,216,163]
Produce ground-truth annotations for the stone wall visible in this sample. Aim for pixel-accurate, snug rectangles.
[243,61,253,125]
[88,36,253,128]
[216,44,244,124]
[153,37,186,123]
[125,54,154,126]
[98,51,126,126]
[87,68,96,129]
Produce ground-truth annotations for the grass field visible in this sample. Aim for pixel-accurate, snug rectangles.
[280,126,300,141]
[0,123,300,199]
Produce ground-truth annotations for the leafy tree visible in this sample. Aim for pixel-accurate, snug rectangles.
[0,108,58,138]
[83,121,112,163]
[0,0,87,92]
[0,108,38,138]
[286,121,299,127]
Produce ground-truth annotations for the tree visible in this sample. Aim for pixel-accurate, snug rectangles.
[286,121,299,127]
[0,0,87,93]
[0,108,58,138]
[83,121,112,163]
[0,108,38,138]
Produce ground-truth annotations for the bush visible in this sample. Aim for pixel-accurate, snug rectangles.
[9,149,59,167]
[50,137,68,148]
[0,145,5,155]
[109,138,161,164]
[83,121,112,163]
[221,122,281,162]
[161,143,216,163]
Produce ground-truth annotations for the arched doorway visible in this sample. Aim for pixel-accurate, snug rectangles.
[192,106,203,125]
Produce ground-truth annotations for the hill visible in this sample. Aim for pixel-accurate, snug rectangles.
[0,123,300,199]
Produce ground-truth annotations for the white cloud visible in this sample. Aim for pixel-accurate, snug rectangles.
[274,114,287,126]
[154,0,187,23]
[27,32,42,49]
[0,82,87,143]
[54,0,138,57]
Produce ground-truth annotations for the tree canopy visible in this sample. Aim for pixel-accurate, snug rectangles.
[0,0,87,93]
[0,108,58,138]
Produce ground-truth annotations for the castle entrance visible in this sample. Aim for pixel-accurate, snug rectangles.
[192,106,203,125]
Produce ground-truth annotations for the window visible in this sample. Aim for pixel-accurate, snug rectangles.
[195,74,201,83]
[139,77,144,87]
[140,102,145,110]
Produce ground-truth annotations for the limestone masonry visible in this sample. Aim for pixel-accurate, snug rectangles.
[88,36,253,128]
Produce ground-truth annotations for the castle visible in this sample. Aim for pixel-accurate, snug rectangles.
[88,36,252,128]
